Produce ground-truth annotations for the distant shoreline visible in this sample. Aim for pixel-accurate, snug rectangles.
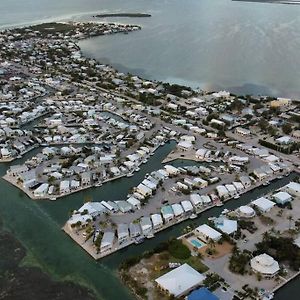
[93,13,151,18]
[232,0,300,4]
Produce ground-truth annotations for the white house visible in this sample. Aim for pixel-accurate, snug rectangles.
[151,214,163,230]
[155,264,206,298]
[100,231,115,253]
[33,183,49,197]
[161,205,174,223]
[272,191,292,205]
[252,197,275,213]
[60,180,70,194]
[250,253,279,278]
[171,203,184,218]
[284,182,300,197]
[140,216,153,236]
[117,223,129,244]
[195,224,222,242]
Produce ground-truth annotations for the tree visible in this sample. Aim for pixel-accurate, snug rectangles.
[282,123,293,135]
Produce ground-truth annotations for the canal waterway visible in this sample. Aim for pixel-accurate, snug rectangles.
[0,140,297,299]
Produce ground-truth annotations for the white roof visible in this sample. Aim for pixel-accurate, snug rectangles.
[285,182,300,193]
[251,253,279,275]
[195,224,222,241]
[127,196,141,207]
[216,219,238,235]
[101,231,115,248]
[190,194,202,206]
[151,214,163,226]
[238,205,255,216]
[181,200,193,212]
[252,197,275,212]
[155,264,206,297]
[171,203,184,216]
[216,185,229,197]
[273,191,292,202]
[78,202,106,215]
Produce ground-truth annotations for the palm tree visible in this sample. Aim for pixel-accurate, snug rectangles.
[288,215,294,230]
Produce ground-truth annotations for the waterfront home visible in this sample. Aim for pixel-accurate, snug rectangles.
[253,168,268,181]
[195,224,222,242]
[190,194,203,210]
[81,171,91,186]
[151,213,163,231]
[127,196,141,210]
[78,202,106,217]
[229,156,249,166]
[20,170,37,189]
[164,165,180,176]
[136,184,152,197]
[60,180,70,194]
[214,217,238,235]
[155,263,206,298]
[129,222,142,238]
[140,216,153,236]
[272,191,292,205]
[161,205,174,223]
[237,205,256,218]
[181,200,194,216]
[100,231,115,253]
[171,203,184,219]
[142,179,157,190]
[117,223,129,244]
[232,181,244,193]
[250,253,279,278]
[251,197,275,213]
[178,140,193,151]
[239,175,251,188]
[216,185,230,200]
[8,164,29,177]
[67,213,92,227]
[225,184,237,197]
[200,195,212,206]
[116,201,132,213]
[195,148,207,160]
[33,183,49,197]
[284,182,300,197]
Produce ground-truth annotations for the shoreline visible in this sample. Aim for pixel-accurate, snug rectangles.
[93,13,151,18]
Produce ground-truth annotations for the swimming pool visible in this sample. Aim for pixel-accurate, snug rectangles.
[190,239,205,249]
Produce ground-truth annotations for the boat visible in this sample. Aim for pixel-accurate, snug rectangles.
[135,167,140,172]
[134,237,144,244]
[189,213,197,219]
[146,233,154,239]
[285,173,290,177]
[50,197,57,201]
[142,159,147,164]
[234,195,239,199]
[126,173,134,177]
[277,176,283,179]
[95,182,103,187]
[216,201,224,207]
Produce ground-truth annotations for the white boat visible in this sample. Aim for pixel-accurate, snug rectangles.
[126,173,134,177]
[189,213,197,219]
[146,233,154,239]
[95,182,103,187]
[234,195,239,199]
[142,159,147,164]
[135,167,140,172]
[50,197,57,201]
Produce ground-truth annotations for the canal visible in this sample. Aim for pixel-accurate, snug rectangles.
[0,140,297,299]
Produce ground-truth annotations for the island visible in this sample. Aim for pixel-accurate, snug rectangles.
[93,13,151,18]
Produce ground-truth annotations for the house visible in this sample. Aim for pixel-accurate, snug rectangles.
[235,127,251,136]
[81,171,91,186]
[252,197,275,213]
[195,224,222,242]
[60,180,70,194]
[193,178,208,188]
[161,205,174,223]
[140,216,153,236]
[181,200,194,215]
[164,165,180,176]
[155,264,206,298]
[127,196,141,210]
[250,253,279,278]
[200,195,212,206]
[116,201,132,213]
[237,205,256,218]
[239,175,251,188]
[190,194,203,210]
[171,203,184,218]
[272,191,292,205]
[284,182,300,197]
[151,214,163,230]
[100,231,115,253]
[33,183,49,197]
[178,140,193,151]
[225,184,237,197]
[136,184,152,197]
[78,202,106,217]
[117,223,129,244]
[129,222,142,238]
[216,185,229,199]
[214,218,238,235]
[8,165,29,177]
